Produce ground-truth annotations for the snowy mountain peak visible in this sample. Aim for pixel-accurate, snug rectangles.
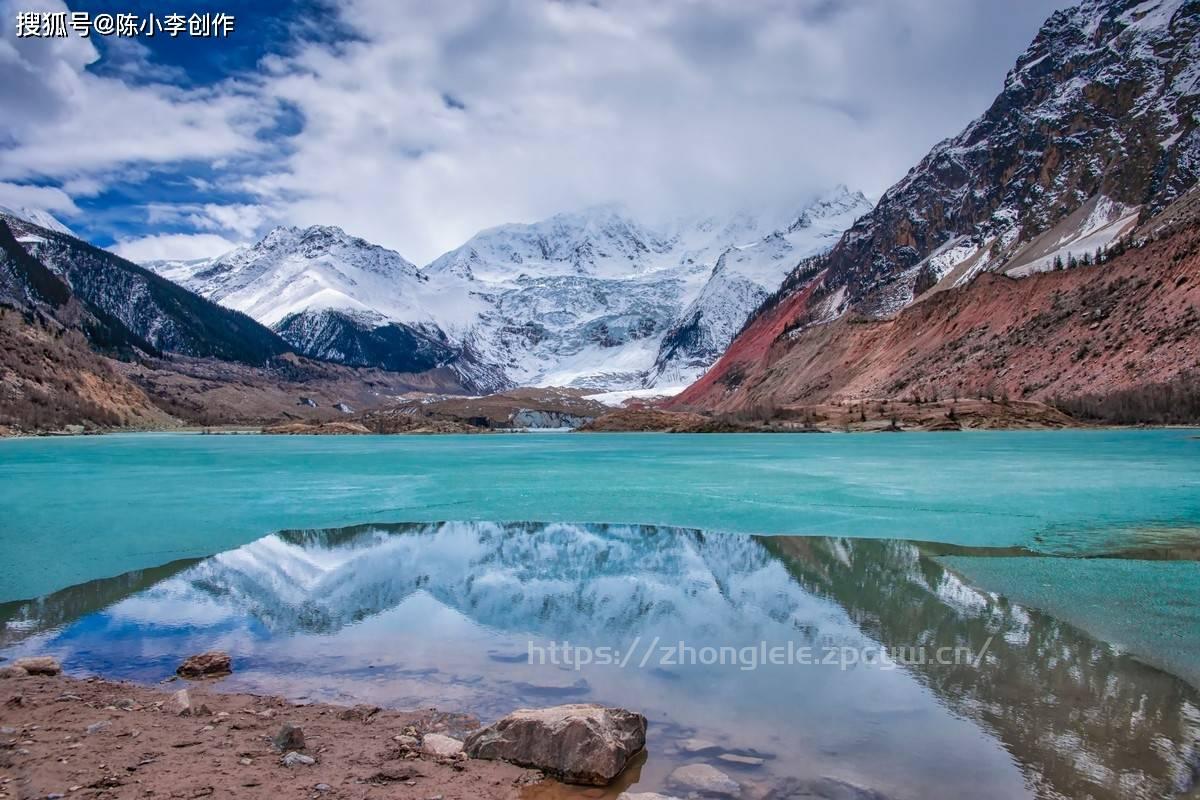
[427,203,674,282]
[789,186,872,231]
[0,205,74,237]
[249,224,420,277]
[145,220,440,330]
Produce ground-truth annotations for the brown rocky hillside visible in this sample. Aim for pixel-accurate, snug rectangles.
[670,191,1200,417]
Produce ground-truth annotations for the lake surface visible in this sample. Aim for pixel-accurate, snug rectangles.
[2,430,1199,601]
[2,432,1200,798]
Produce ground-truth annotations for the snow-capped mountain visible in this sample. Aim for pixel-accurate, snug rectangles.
[146,189,870,391]
[148,225,480,330]
[426,204,678,282]
[432,189,871,389]
[649,189,872,386]
[0,205,74,237]
[146,225,494,383]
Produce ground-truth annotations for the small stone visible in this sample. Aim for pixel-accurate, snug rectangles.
[420,733,464,758]
[314,784,332,793]
[239,758,253,766]
[338,704,380,722]
[676,738,722,755]
[281,751,315,767]
[718,753,765,767]
[169,689,193,717]
[765,777,889,800]
[114,698,135,711]
[176,652,232,679]
[13,657,61,676]
[272,723,306,751]
[668,764,741,797]
[392,734,419,748]
[85,721,110,736]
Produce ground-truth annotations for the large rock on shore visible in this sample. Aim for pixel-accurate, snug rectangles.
[13,657,61,676]
[464,704,646,786]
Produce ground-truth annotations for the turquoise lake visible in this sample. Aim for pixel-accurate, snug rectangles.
[2,431,1200,798]
[3,430,1200,602]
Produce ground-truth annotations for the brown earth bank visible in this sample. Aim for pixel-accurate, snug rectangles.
[670,194,1200,421]
[582,398,1077,433]
[0,336,472,435]
[115,354,466,429]
[260,388,613,435]
[0,671,549,800]
[0,308,173,434]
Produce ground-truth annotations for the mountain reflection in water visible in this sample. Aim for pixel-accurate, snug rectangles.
[2,521,1198,800]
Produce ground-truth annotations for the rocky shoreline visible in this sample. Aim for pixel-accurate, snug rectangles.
[0,654,694,800]
[0,668,544,800]
[0,657,846,800]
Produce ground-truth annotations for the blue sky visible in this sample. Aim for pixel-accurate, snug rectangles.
[0,0,1072,264]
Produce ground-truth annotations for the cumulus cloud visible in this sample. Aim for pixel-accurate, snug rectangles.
[1,0,1072,263]
[0,0,271,182]
[242,0,1074,262]
[0,180,79,214]
[112,232,240,263]
[145,202,271,240]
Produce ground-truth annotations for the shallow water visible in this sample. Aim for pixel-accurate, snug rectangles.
[2,430,1200,601]
[3,521,1200,799]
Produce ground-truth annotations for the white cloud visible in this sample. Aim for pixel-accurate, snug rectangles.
[244,0,1073,262]
[112,232,239,263]
[0,0,1073,263]
[0,181,79,214]
[0,0,267,183]
[144,202,271,240]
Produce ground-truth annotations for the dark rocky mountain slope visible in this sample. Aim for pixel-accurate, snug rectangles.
[674,0,1200,417]
[0,219,473,432]
[3,214,292,365]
